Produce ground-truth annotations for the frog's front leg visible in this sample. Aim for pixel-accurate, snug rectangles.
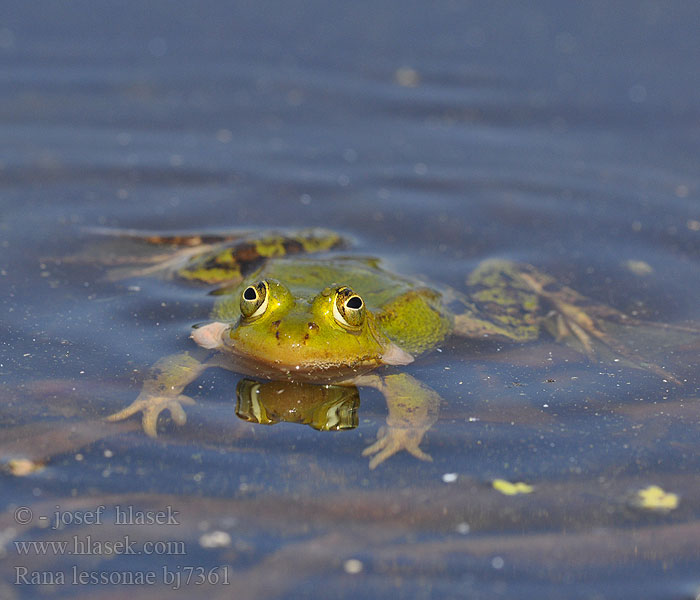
[106,351,210,437]
[350,373,441,470]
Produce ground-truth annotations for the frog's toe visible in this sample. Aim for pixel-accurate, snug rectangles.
[549,310,597,358]
[362,426,431,469]
[105,401,145,423]
[106,395,195,437]
[405,443,433,463]
[541,300,682,383]
[363,441,398,471]
[141,411,160,438]
[103,245,215,282]
[167,398,191,426]
[362,426,392,466]
[141,395,195,437]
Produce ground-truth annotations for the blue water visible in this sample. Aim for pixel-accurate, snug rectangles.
[1,2,700,599]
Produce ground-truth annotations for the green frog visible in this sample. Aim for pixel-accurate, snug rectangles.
[106,229,682,468]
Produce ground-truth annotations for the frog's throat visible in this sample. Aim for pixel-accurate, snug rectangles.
[191,322,228,350]
[190,321,413,374]
[379,342,413,366]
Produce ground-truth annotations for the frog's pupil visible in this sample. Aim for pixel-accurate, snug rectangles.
[244,287,257,301]
[346,296,362,309]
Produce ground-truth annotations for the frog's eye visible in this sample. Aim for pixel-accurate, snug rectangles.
[333,287,365,329]
[240,281,269,320]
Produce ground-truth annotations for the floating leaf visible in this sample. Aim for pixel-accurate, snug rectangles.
[636,485,679,511]
[492,479,534,495]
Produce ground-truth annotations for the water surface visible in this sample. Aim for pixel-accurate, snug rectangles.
[1,2,700,599]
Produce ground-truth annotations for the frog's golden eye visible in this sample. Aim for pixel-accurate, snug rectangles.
[240,281,269,319]
[333,286,365,329]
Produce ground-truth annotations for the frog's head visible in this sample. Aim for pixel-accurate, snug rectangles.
[191,279,412,380]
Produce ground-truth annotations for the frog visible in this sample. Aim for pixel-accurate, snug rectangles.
[105,228,685,468]
[234,379,361,431]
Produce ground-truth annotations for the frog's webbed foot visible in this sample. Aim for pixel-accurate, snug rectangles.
[352,373,441,470]
[103,245,216,281]
[362,425,433,470]
[106,352,208,437]
[97,228,348,284]
[106,394,196,437]
[517,268,682,383]
[56,227,231,280]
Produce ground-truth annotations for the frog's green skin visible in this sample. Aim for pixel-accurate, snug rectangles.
[197,256,452,382]
[107,229,680,469]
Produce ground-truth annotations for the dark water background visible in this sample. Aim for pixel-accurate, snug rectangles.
[1,1,700,598]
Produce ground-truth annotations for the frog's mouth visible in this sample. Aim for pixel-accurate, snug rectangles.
[191,321,413,382]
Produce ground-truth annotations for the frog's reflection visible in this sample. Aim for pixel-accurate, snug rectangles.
[235,379,360,431]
